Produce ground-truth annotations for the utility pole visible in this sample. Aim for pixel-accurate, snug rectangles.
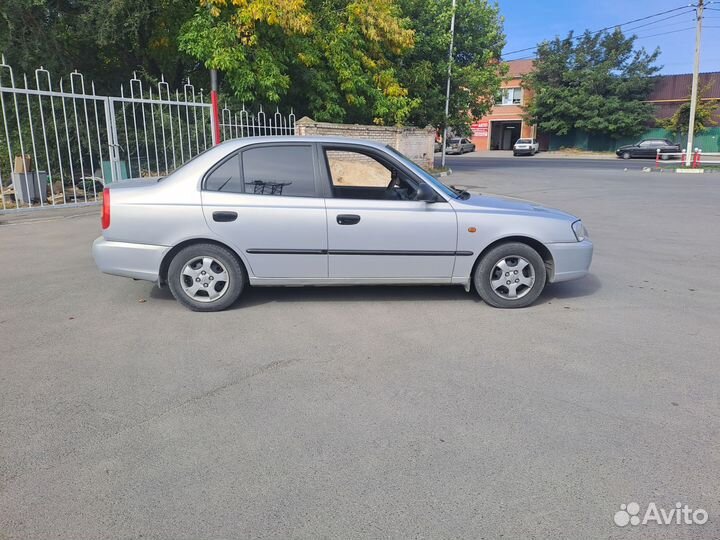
[441,0,457,168]
[685,0,704,166]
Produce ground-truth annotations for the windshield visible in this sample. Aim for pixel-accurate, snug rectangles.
[385,145,460,200]
[448,138,460,144]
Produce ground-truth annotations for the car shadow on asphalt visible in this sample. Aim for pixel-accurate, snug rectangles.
[148,274,601,309]
[539,273,602,302]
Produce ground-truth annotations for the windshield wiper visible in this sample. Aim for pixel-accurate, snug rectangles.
[450,185,472,200]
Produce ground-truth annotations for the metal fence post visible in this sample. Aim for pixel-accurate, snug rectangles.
[210,69,220,145]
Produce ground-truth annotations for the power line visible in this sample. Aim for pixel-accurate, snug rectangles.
[621,10,696,33]
[502,5,695,59]
[502,19,719,65]
[633,27,697,40]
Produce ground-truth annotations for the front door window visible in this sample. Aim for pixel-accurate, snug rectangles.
[324,148,420,201]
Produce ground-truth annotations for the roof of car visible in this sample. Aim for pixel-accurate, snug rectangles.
[218,135,392,151]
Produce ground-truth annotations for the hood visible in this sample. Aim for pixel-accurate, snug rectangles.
[455,193,577,221]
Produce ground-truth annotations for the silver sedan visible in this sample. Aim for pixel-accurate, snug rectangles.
[92,136,593,311]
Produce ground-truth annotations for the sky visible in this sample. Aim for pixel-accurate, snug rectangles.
[498,0,720,74]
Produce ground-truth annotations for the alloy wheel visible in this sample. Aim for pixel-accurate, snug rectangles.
[180,256,230,303]
[490,256,536,300]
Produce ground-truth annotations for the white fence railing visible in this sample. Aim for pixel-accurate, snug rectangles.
[0,57,295,212]
[654,148,710,169]
[220,105,295,140]
[695,150,720,166]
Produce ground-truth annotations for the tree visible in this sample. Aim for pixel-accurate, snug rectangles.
[179,0,417,124]
[0,0,197,92]
[523,29,660,139]
[657,84,719,135]
[396,0,505,132]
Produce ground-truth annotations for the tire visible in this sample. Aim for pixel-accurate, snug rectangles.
[473,242,547,308]
[622,152,631,160]
[513,152,518,157]
[660,153,670,161]
[167,243,246,312]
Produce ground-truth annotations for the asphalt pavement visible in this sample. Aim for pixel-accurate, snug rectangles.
[1,159,718,539]
[438,150,658,172]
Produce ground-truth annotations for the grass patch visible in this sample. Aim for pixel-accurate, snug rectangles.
[426,166,451,176]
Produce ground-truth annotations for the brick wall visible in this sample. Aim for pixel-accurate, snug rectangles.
[295,117,435,169]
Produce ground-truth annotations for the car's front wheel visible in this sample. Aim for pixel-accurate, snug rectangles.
[168,243,246,312]
[473,242,547,308]
[622,151,631,159]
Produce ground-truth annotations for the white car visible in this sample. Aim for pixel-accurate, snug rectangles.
[513,138,539,156]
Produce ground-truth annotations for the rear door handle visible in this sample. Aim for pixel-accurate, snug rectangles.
[336,214,361,225]
[213,211,238,222]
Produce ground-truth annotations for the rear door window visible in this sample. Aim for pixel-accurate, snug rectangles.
[241,145,317,197]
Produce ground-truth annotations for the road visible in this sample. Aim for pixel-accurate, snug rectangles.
[1,160,718,539]
[438,151,659,173]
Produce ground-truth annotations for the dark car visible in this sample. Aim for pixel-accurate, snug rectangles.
[616,139,681,160]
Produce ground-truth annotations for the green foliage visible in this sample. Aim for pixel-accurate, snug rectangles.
[0,0,197,92]
[1,0,506,127]
[524,29,660,139]
[396,0,505,131]
[179,0,417,124]
[657,85,719,135]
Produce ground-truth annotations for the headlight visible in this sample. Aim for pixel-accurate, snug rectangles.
[572,220,588,242]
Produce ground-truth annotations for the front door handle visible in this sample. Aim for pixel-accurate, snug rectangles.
[213,211,238,222]
[337,214,361,225]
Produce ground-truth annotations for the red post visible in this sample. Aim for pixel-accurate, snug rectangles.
[655,148,660,168]
[210,69,221,145]
[681,148,686,165]
[693,149,702,168]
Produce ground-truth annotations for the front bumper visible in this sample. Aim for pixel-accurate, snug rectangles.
[546,240,593,283]
[92,237,168,282]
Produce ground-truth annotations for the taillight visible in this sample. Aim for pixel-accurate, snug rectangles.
[101,188,110,229]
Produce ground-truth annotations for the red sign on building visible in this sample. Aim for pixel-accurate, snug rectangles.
[471,121,488,137]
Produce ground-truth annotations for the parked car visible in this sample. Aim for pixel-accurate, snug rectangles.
[93,136,593,312]
[73,176,105,195]
[445,138,476,154]
[513,138,540,156]
[434,140,442,153]
[615,139,681,160]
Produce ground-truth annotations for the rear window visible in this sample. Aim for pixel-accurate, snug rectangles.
[205,154,242,193]
[516,139,532,144]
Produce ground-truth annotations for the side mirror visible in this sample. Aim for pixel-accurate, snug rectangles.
[415,183,438,202]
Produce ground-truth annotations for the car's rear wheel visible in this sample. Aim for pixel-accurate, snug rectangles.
[474,242,547,308]
[622,151,631,159]
[168,243,245,312]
